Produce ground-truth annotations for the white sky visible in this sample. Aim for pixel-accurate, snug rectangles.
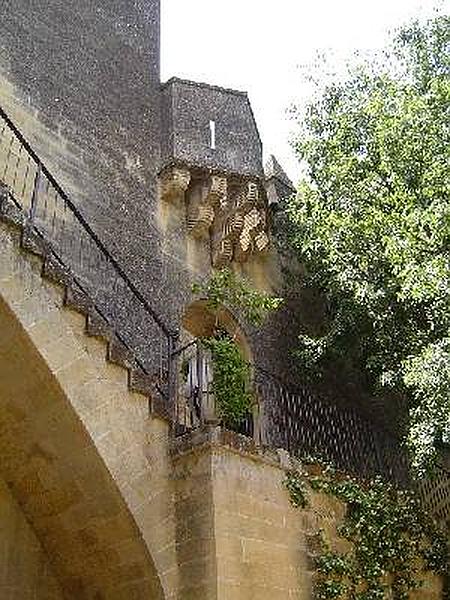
[161,0,445,182]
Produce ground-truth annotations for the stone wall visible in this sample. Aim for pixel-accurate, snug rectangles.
[172,444,217,598]
[170,428,321,599]
[0,0,177,350]
[0,207,445,598]
[170,427,444,600]
[0,218,166,599]
[0,476,63,600]
[0,0,160,219]
[0,0,179,391]
[161,78,263,177]
[0,0,290,389]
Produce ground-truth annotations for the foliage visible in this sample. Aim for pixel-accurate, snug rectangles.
[192,267,283,327]
[284,469,309,509]
[285,466,448,600]
[202,333,252,428]
[191,269,282,430]
[286,14,450,473]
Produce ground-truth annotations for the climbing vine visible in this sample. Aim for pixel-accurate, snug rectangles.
[191,268,282,429]
[285,462,448,600]
[192,267,283,327]
[202,333,252,429]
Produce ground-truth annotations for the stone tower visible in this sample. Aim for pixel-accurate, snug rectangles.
[1,0,272,333]
[0,3,446,599]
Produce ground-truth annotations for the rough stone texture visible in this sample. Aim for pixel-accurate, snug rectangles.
[171,428,443,600]
[1,5,446,596]
[0,0,290,435]
[161,78,263,178]
[0,0,269,351]
[170,428,319,600]
[264,154,296,209]
[0,216,444,598]
[0,220,167,599]
[172,449,217,599]
[0,476,64,600]
[0,0,173,365]
[0,0,160,229]
[0,0,320,433]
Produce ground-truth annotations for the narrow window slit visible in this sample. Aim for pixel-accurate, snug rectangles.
[209,120,216,150]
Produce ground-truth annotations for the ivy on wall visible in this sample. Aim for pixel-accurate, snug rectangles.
[202,333,252,428]
[285,460,448,600]
[191,268,282,429]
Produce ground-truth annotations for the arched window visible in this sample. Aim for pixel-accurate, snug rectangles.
[175,300,257,439]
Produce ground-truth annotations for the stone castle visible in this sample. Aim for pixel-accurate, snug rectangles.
[0,1,448,598]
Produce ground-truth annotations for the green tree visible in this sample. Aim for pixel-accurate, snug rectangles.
[286,14,450,473]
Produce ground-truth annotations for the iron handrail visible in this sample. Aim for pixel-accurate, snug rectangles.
[0,105,175,341]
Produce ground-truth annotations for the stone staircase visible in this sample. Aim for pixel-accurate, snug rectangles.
[0,183,171,422]
[1,110,448,531]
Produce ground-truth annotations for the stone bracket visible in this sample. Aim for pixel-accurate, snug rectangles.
[158,166,271,266]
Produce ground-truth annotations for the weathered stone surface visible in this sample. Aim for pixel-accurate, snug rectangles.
[160,166,191,205]
[0,476,64,600]
[21,226,50,257]
[0,4,445,599]
[0,218,444,598]
[0,221,167,599]
[161,78,263,178]
[170,428,443,600]
[85,312,112,340]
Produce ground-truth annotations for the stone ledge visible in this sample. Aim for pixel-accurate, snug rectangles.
[170,426,297,472]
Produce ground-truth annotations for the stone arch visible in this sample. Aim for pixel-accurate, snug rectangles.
[181,299,260,438]
[0,224,169,599]
[181,299,252,363]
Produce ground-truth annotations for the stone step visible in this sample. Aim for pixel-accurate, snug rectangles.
[42,255,73,288]
[128,369,155,397]
[86,312,112,341]
[64,285,94,315]
[0,188,26,229]
[151,394,172,421]
[0,185,167,415]
[21,226,50,258]
[108,337,137,370]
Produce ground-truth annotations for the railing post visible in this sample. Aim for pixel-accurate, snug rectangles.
[197,342,219,426]
[30,163,42,222]
[197,342,205,424]
[167,331,180,424]
[253,399,265,446]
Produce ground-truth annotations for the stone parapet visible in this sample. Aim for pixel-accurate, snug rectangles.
[170,426,444,600]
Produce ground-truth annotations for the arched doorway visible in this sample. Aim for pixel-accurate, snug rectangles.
[174,300,258,438]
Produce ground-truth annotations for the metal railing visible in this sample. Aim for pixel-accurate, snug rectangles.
[0,106,178,401]
[254,368,411,486]
[0,105,411,486]
[172,338,254,437]
[171,339,409,486]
